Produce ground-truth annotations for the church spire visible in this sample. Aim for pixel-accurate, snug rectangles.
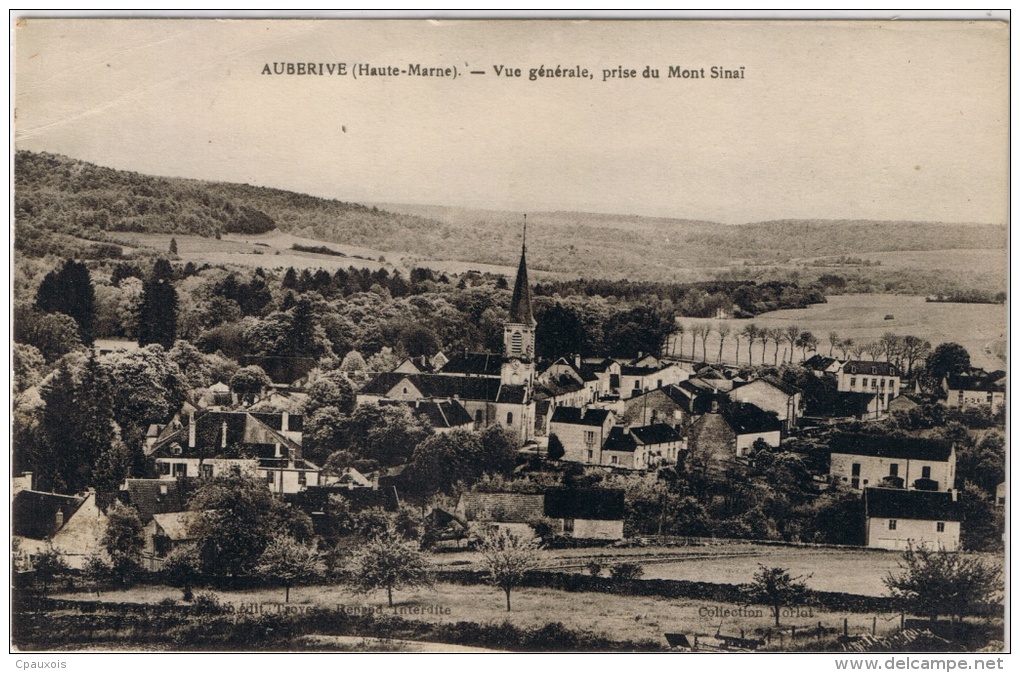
[508,216,536,326]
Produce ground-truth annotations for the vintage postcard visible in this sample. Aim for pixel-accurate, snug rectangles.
[11,16,1008,658]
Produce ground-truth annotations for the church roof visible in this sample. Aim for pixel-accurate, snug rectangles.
[508,234,536,326]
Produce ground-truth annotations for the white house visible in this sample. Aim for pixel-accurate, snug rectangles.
[863,488,961,551]
[829,433,956,492]
[729,376,802,434]
[548,406,615,465]
[942,371,1006,411]
[837,360,901,414]
[601,423,683,470]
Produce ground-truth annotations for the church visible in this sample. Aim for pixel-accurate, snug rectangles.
[357,230,538,442]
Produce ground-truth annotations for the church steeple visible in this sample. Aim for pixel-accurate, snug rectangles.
[508,216,536,327]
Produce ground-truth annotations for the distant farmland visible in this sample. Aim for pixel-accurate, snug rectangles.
[670,294,1007,371]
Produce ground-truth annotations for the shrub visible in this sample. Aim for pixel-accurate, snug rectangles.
[586,560,604,577]
[192,591,224,614]
[610,562,644,581]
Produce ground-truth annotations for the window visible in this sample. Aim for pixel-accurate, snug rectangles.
[511,331,522,354]
[265,471,275,484]
[922,466,931,479]
[861,378,868,387]
[880,379,886,388]
[298,471,307,487]
[564,518,575,534]
[159,462,171,475]
[200,464,213,478]
[611,456,618,465]
[587,450,593,461]
[506,412,513,425]
[872,379,878,388]
[889,463,899,477]
[888,520,897,531]
[850,377,857,387]
[585,430,596,445]
[475,410,483,427]
[851,463,861,475]
[936,522,945,533]
[172,463,187,477]
[402,387,408,395]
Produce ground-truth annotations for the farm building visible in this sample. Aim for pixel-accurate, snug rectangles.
[729,376,802,433]
[829,433,956,492]
[942,370,1006,411]
[863,488,960,551]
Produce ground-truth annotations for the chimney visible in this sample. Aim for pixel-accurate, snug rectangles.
[951,488,958,502]
[188,412,196,449]
[221,421,228,449]
[281,411,289,433]
[574,353,581,369]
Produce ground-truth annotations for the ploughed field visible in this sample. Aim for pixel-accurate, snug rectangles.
[671,294,1007,371]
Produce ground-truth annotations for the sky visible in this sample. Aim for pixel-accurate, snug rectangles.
[14,18,1009,224]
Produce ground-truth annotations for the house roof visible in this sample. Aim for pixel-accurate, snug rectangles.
[378,398,474,429]
[602,427,639,453]
[13,490,86,539]
[150,410,302,460]
[945,372,1007,393]
[544,488,625,521]
[830,433,954,462]
[152,511,203,541]
[864,488,961,522]
[620,363,672,377]
[678,378,718,396]
[360,372,503,401]
[582,358,617,374]
[459,492,544,523]
[721,402,782,435]
[121,479,191,524]
[535,375,585,399]
[440,352,503,376]
[735,376,800,397]
[843,360,900,377]
[804,354,839,372]
[496,385,528,404]
[550,406,612,426]
[630,423,682,445]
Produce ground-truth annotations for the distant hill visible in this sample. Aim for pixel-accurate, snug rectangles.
[14,151,1007,284]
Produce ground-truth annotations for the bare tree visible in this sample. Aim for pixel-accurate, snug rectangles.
[795,331,817,362]
[689,324,705,362]
[674,322,686,359]
[717,323,731,364]
[742,324,760,365]
[828,331,840,357]
[784,326,800,363]
[733,330,742,365]
[757,328,771,366]
[863,342,882,361]
[838,338,854,359]
[700,324,712,363]
[850,341,865,360]
[767,328,784,365]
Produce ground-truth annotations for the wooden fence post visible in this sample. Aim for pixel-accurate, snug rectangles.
[844,618,849,637]
[872,616,877,635]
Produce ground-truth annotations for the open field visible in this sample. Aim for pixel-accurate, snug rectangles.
[435,542,912,597]
[52,580,902,647]
[670,294,1007,371]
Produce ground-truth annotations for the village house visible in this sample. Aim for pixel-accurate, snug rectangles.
[548,406,615,465]
[581,357,622,399]
[456,488,625,541]
[148,410,319,494]
[536,355,601,407]
[837,360,901,414]
[142,511,203,571]
[601,423,683,470]
[686,403,782,472]
[804,354,843,376]
[622,384,692,427]
[829,433,956,492]
[13,482,108,569]
[729,376,802,434]
[118,478,192,525]
[942,370,1006,411]
[863,487,961,551]
[619,357,691,400]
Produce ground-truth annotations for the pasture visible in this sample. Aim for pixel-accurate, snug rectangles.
[670,294,1007,371]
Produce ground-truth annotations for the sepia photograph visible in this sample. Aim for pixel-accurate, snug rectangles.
[10,14,1008,657]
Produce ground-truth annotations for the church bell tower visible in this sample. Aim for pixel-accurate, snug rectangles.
[502,219,537,388]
